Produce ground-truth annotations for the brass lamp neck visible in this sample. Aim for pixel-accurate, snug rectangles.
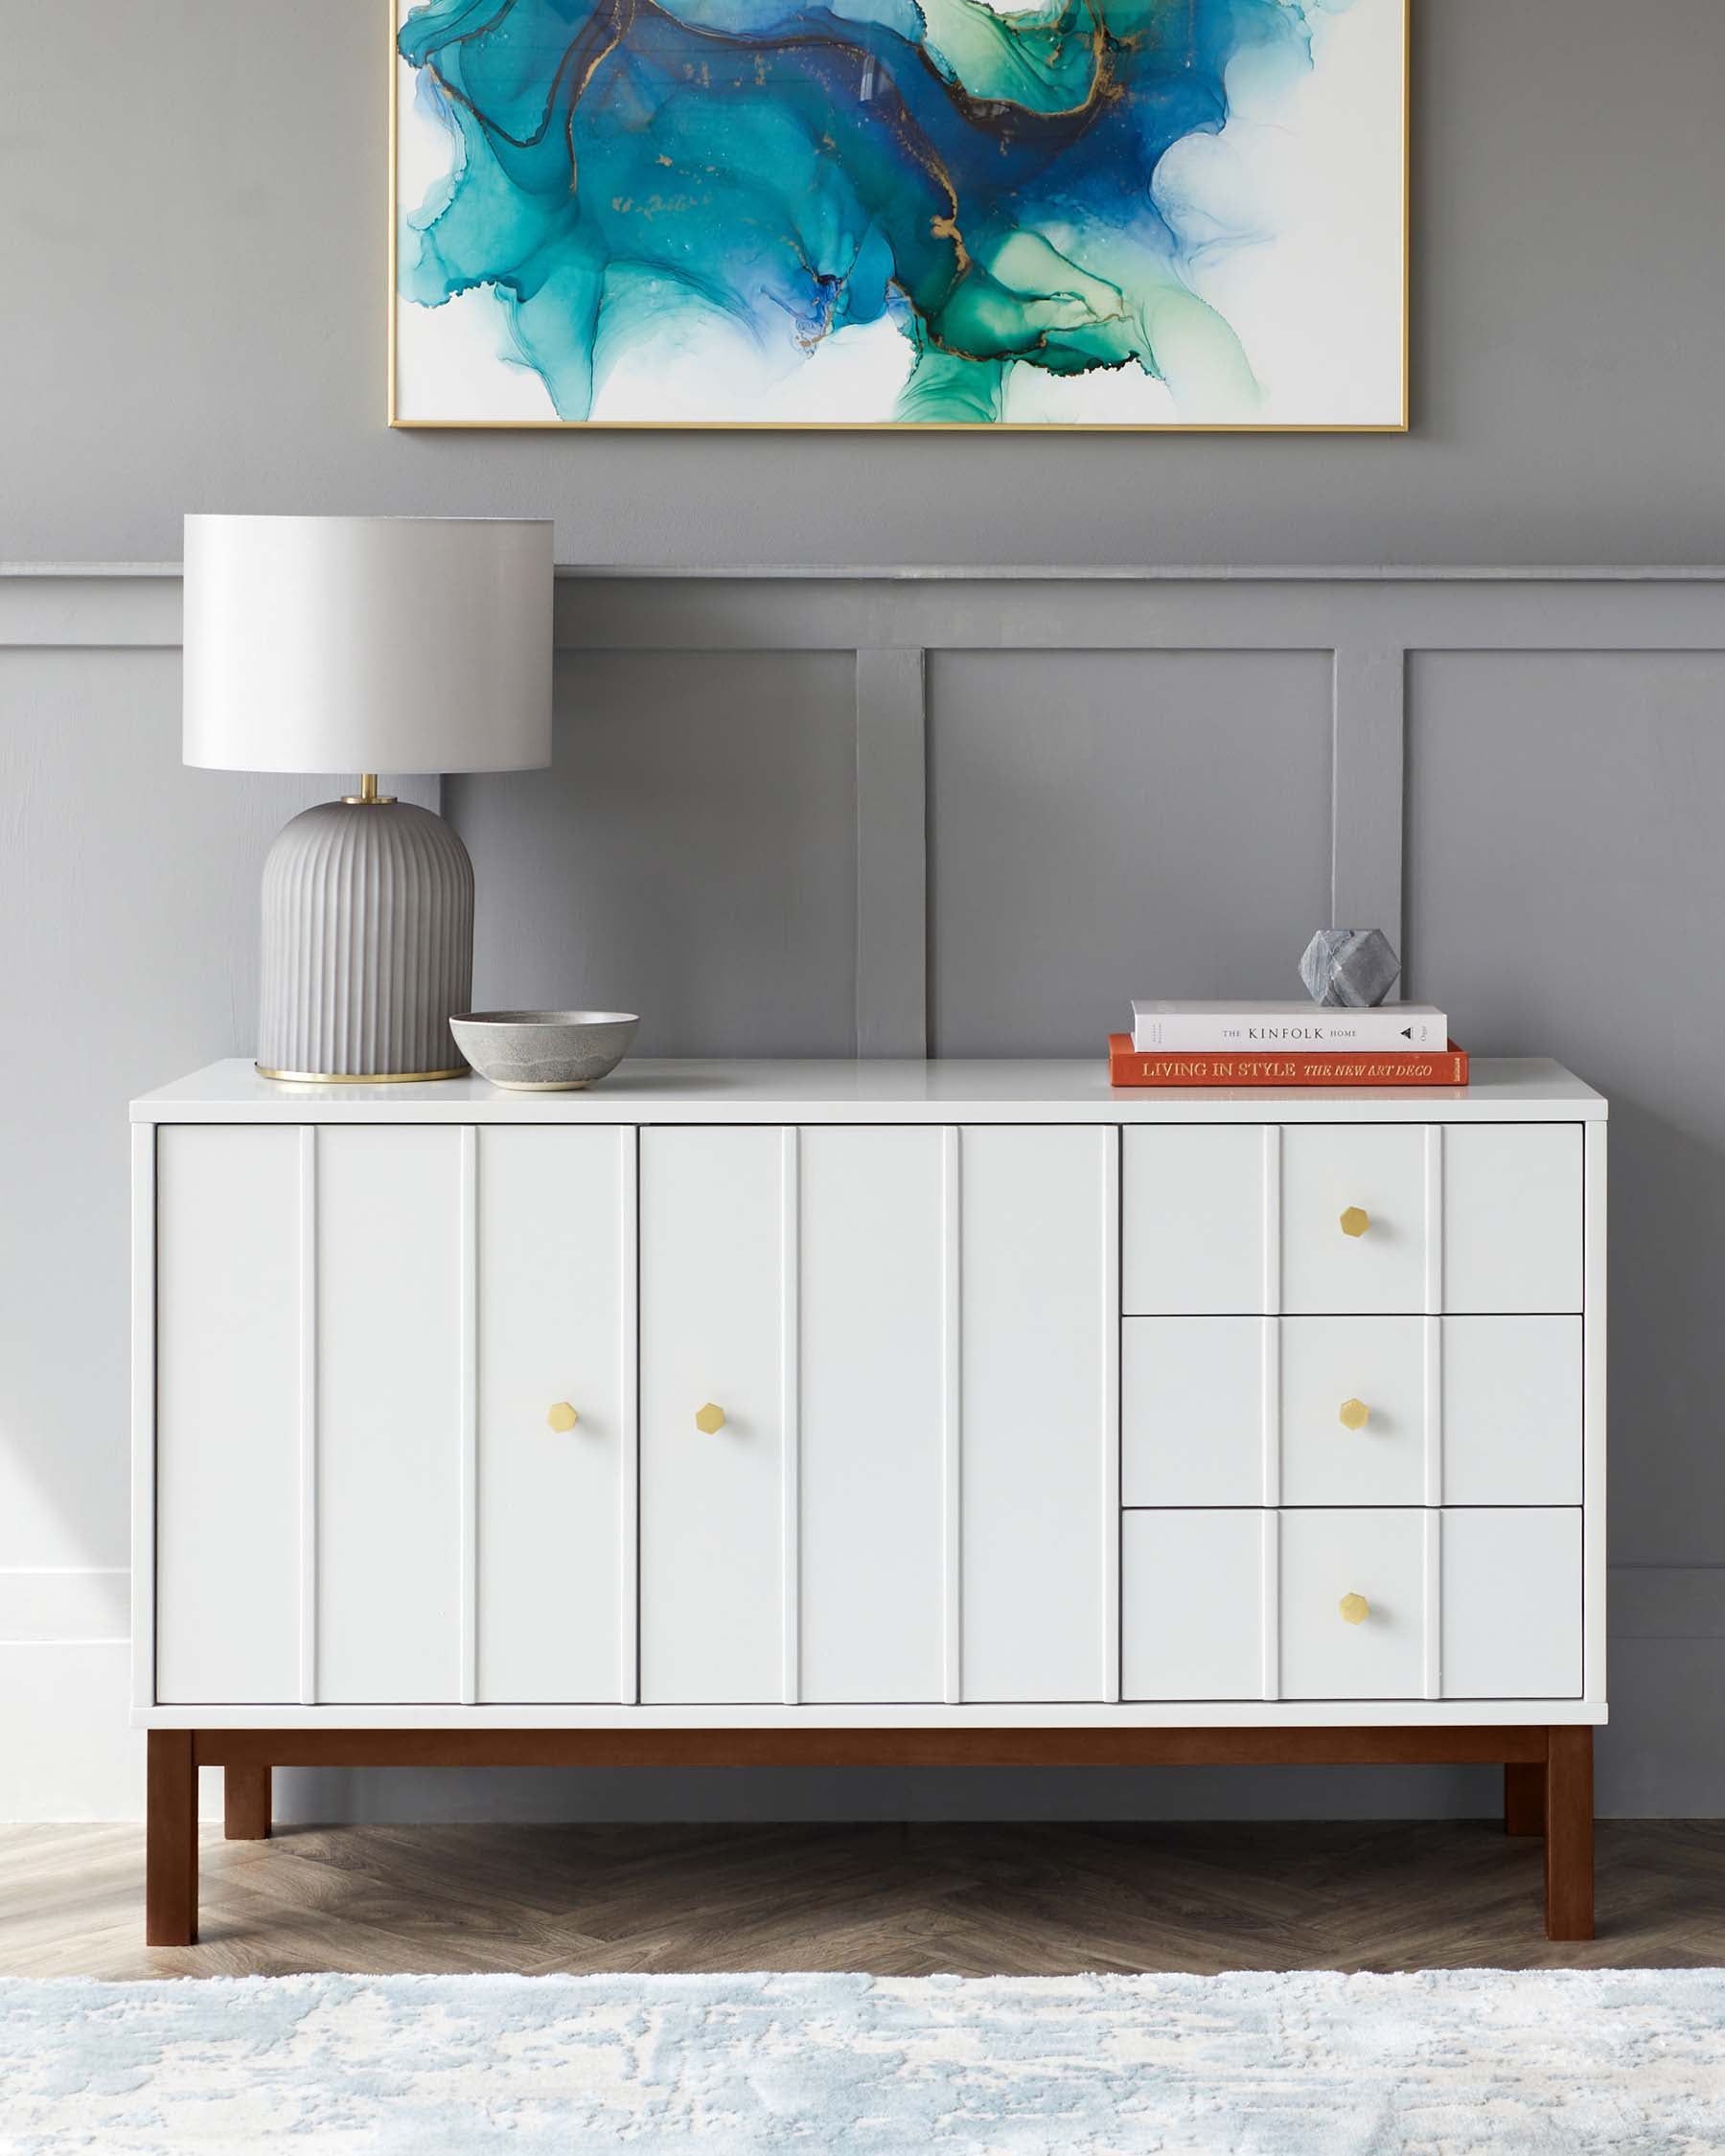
[340,773,397,806]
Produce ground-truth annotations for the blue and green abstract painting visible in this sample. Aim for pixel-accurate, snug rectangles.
[393,0,1404,426]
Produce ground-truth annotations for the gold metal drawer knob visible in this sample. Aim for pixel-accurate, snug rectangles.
[1338,1397,1370,1432]
[694,1402,726,1434]
[1339,1205,1370,1238]
[546,1402,579,1434]
[1339,1592,1370,1625]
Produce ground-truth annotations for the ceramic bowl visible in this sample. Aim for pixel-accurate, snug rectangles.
[449,1010,639,1090]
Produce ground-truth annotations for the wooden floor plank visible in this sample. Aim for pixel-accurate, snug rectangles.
[0,1820,1716,1980]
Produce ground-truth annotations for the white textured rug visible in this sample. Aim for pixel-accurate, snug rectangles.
[3,1968,1723,2153]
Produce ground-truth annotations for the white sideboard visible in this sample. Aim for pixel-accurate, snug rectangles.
[130,1057,1605,1944]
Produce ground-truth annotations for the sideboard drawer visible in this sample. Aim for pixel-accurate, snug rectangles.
[1443,1125,1583,1313]
[1280,1127,1430,1314]
[1278,1506,1429,1698]
[1123,1315,1582,1508]
[1121,1509,1268,1700]
[1122,1507,1582,1700]
[1123,1123,1583,1316]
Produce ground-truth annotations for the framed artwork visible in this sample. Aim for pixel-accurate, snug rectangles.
[390,0,1407,430]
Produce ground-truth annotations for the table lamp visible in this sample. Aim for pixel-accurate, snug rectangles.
[183,515,553,1081]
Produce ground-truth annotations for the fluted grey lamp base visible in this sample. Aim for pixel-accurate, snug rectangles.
[256,798,474,1082]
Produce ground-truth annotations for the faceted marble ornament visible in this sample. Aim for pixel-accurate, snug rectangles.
[1300,928,1402,1008]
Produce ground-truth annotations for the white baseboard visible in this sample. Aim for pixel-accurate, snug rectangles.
[5,1567,1724,1822]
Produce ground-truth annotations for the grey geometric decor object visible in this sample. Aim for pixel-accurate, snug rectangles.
[257,799,474,1080]
[1300,927,1402,1009]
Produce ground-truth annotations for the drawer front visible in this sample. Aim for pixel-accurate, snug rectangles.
[1441,1508,1583,1698]
[1125,1122,1583,1317]
[1123,1127,1270,1315]
[1122,1510,1268,1701]
[1123,1315,1581,1508]
[1443,1125,1582,1312]
[1279,1506,1429,1698]
[1122,1317,1268,1507]
[1280,1318,1427,1506]
[1280,1128,1430,1315]
[1122,1507,1582,1701]
[1443,1316,1582,1505]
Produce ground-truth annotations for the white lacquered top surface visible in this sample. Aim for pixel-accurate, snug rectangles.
[133,1057,1606,1124]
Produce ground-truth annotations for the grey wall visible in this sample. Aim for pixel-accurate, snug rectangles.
[5,0,1725,568]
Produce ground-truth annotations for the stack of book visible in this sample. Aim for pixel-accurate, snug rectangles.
[1109,1001,1468,1088]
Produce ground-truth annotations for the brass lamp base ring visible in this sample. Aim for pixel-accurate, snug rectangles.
[256,1065,468,1085]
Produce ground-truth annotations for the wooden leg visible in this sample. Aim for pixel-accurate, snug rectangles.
[1544,1727,1595,1940]
[224,1764,271,1841]
[146,1731,197,1946]
[1505,1760,1546,1836]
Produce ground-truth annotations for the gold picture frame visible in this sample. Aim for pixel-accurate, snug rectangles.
[388,0,1410,433]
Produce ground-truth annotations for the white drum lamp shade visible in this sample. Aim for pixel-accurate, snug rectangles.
[183,516,554,1081]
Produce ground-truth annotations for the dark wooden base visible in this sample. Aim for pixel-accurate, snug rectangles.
[224,1765,272,1843]
[145,1731,196,1947]
[1505,1759,1546,1836]
[145,1723,1595,1948]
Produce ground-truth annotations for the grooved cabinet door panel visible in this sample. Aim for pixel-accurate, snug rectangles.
[315,1129,463,1705]
[960,1126,1116,1702]
[1443,1125,1582,1313]
[1122,1319,1265,1507]
[155,1127,301,1705]
[1281,1128,1429,1316]
[1443,1316,1582,1506]
[1281,1318,1427,1507]
[640,1128,788,1705]
[1124,1127,1268,1315]
[1279,1508,1426,1700]
[799,1127,947,1704]
[476,1128,632,1705]
[1122,1511,1265,1701]
[1441,1508,1582,1698]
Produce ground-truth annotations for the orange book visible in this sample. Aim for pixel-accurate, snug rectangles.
[1107,1033,1469,1088]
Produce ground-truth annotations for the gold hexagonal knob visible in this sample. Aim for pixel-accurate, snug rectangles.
[694,1402,726,1435]
[1338,1397,1369,1433]
[1339,1205,1370,1238]
[1338,1592,1370,1626]
[546,1402,579,1434]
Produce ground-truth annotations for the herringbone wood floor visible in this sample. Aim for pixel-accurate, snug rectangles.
[3,1820,1721,1979]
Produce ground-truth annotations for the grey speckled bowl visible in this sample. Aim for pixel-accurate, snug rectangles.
[449,1011,639,1090]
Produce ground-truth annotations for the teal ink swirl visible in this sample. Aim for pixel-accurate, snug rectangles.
[398,0,1322,421]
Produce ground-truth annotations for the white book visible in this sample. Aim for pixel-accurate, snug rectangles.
[1130,1000,1451,1052]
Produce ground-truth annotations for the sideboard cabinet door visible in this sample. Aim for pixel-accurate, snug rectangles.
[799,1127,948,1704]
[315,1129,464,1704]
[476,1127,633,1704]
[640,1127,790,1704]
[960,1126,1117,1703]
[156,1126,301,1704]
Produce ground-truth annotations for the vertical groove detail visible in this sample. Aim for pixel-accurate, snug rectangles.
[780,1127,800,1709]
[942,1127,962,1706]
[297,1126,318,1708]
[258,802,474,1076]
